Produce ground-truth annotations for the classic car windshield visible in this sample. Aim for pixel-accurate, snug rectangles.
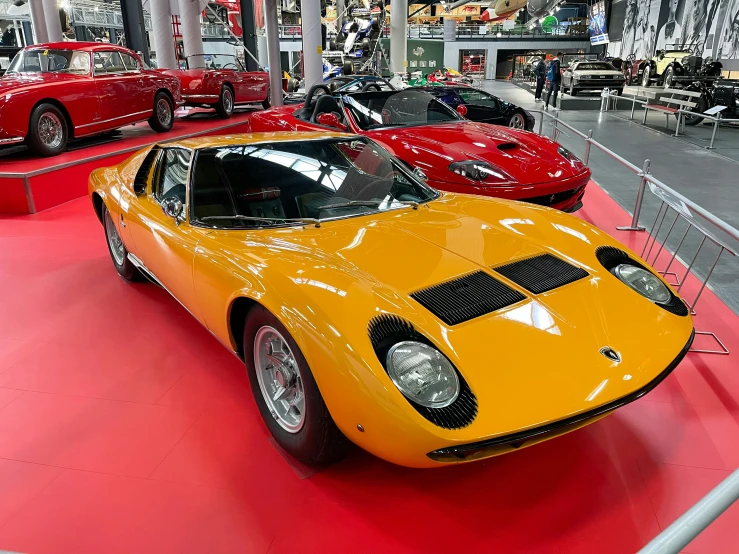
[6,49,90,75]
[342,90,462,130]
[574,62,616,71]
[191,138,438,228]
[202,53,244,71]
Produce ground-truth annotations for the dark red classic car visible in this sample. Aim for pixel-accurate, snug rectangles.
[163,54,270,118]
[0,42,182,156]
[248,86,590,212]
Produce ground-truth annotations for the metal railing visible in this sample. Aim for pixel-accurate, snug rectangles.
[531,107,737,354]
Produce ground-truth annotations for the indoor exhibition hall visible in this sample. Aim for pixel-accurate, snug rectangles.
[0,0,738,552]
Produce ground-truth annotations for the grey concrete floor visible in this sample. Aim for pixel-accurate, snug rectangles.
[480,80,739,316]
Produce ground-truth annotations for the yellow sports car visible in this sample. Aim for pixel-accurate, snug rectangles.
[89,132,694,467]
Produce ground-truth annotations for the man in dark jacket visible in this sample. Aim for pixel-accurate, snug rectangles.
[545,51,563,110]
[534,54,546,102]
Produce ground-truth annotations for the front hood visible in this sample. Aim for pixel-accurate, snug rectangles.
[367,122,586,187]
[0,73,52,95]
[206,194,692,439]
[574,70,623,77]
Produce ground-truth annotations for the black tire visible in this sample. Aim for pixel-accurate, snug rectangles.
[641,65,651,87]
[215,85,234,118]
[683,95,708,126]
[664,67,674,90]
[342,61,354,76]
[361,38,370,52]
[26,103,68,157]
[569,82,577,96]
[102,205,142,282]
[148,91,174,133]
[261,86,271,109]
[625,70,632,86]
[507,111,527,129]
[244,304,349,465]
[287,78,299,93]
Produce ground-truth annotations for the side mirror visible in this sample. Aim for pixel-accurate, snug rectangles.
[316,112,348,131]
[456,104,468,117]
[161,196,184,224]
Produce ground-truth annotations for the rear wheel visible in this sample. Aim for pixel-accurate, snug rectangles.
[641,65,651,87]
[102,205,142,282]
[262,86,271,109]
[244,304,348,465]
[215,85,234,118]
[27,103,68,157]
[682,95,708,126]
[508,112,526,129]
[342,61,353,75]
[663,66,674,90]
[148,92,174,132]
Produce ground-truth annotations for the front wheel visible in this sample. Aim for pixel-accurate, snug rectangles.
[244,304,348,465]
[508,112,526,129]
[641,65,651,87]
[663,67,674,90]
[215,85,234,118]
[27,103,68,157]
[148,92,174,133]
[261,86,271,109]
[102,205,142,282]
[342,61,354,75]
[682,95,708,126]
[569,82,577,96]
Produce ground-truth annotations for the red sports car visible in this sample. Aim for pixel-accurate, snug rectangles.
[163,54,270,118]
[248,86,590,211]
[0,42,181,156]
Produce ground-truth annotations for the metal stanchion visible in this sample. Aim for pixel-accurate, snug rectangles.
[583,130,593,166]
[708,113,721,149]
[537,111,544,135]
[630,95,636,120]
[552,110,560,141]
[616,159,650,231]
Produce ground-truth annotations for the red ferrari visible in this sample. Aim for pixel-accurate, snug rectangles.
[248,86,590,211]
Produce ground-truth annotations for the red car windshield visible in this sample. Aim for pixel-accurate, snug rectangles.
[6,49,91,75]
[342,90,462,130]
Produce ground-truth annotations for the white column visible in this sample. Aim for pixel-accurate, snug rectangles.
[257,34,269,68]
[390,0,407,74]
[151,0,177,68]
[264,0,283,106]
[177,0,205,68]
[28,0,48,43]
[301,0,322,89]
[41,0,63,42]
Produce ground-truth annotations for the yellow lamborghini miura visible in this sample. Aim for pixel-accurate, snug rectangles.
[89,132,694,467]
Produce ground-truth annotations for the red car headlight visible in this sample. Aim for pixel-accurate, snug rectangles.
[558,147,587,172]
[448,160,515,184]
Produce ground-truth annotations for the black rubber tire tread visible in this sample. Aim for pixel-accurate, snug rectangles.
[215,85,234,119]
[262,86,271,110]
[243,304,349,465]
[148,92,174,133]
[27,103,68,157]
[102,205,143,282]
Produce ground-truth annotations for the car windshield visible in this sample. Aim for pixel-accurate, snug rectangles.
[575,62,616,71]
[342,90,462,130]
[190,137,438,228]
[6,49,91,75]
[337,79,394,92]
[202,53,244,71]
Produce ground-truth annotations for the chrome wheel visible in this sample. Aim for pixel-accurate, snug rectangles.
[38,112,64,149]
[223,88,234,113]
[156,97,172,127]
[254,326,305,433]
[641,66,651,87]
[509,113,525,129]
[104,209,125,266]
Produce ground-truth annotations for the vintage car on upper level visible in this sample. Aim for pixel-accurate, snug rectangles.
[561,60,625,96]
[248,86,590,212]
[639,47,722,89]
[89,132,694,467]
[162,54,270,118]
[0,42,181,156]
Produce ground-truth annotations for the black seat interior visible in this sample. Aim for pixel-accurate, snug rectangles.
[296,84,333,121]
[311,95,344,124]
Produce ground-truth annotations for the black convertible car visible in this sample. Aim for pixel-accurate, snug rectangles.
[415,85,535,130]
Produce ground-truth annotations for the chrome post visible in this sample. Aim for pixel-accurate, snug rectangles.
[537,111,544,135]
[708,113,720,149]
[552,110,560,141]
[674,110,681,137]
[616,159,650,232]
[691,246,724,311]
[677,235,707,294]
[663,224,692,277]
[583,130,593,166]
[642,202,667,258]
[649,212,680,266]
[630,96,636,120]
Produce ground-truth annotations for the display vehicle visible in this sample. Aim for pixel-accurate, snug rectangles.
[89,133,694,467]
[248,87,590,212]
[284,75,394,104]
[640,46,722,88]
[0,42,181,156]
[562,60,625,95]
[162,54,269,118]
[680,79,739,125]
[415,85,535,129]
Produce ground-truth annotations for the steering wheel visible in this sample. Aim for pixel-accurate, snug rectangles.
[362,83,382,92]
[222,63,239,70]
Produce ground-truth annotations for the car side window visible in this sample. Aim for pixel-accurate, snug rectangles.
[93,51,125,75]
[153,149,192,206]
[120,53,140,72]
[456,89,500,109]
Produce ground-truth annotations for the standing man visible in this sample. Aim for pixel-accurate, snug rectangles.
[545,51,563,110]
[534,54,546,102]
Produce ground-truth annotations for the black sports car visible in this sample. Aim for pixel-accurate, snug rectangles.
[415,86,535,130]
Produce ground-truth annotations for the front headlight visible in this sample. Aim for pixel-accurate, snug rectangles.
[558,146,587,170]
[448,160,514,184]
[386,341,460,408]
[612,264,671,304]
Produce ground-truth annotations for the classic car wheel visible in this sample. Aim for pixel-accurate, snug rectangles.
[261,87,271,110]
[568,82,577,96]
[664,67,674,90]
[641,66,651,87]
[244,305,348,464]
[508,112,526,129]
[148,92,174,133]
[27,103,68,156]
[102,205,141,282]
[215,86,234,119]
[683,95,708,126]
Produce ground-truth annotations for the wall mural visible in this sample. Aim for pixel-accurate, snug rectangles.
[608,0,739,62]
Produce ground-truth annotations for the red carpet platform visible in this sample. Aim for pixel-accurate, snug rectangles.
[0,110,253,215]
[0,183,737,553]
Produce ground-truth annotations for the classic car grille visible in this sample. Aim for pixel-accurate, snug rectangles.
[493,254,589,294]
[410,271,525,326]
[595,246,689,316]
[367,314,478,429]
[524,187,582,207]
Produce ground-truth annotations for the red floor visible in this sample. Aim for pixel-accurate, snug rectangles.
[0,185,738,553]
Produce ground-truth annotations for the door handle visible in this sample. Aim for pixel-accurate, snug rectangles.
[120,213,126,228]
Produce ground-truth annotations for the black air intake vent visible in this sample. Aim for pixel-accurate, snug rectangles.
[410,271,525,326]
[494,253,589,294]
[497,142,518,151]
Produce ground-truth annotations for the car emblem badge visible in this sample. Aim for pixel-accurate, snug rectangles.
[599,347,621,363]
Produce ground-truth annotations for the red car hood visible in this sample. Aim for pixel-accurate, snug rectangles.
[0,73,60,94]
[367,121,587,187]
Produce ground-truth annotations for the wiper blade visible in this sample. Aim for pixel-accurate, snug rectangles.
[200,215,321,228]
[317,199,419,216]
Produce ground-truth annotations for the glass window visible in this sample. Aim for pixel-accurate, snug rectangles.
[342,90,461,131]
[6,49,90,75]
[455,89,501,108]
[190,138,438,227]
[93,51,125,74]
[120,53,140,71]
[154,149,192,204]
[575,62,617,71]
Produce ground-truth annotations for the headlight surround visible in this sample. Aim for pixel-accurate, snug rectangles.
[611,264,672,304]
[448,160,514,184]
[558,146,587,171]
[386,341,460,408]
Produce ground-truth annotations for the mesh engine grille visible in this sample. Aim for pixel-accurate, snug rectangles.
[494,253,589,294]
[367,314,478,429]
[410,271,525,326]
